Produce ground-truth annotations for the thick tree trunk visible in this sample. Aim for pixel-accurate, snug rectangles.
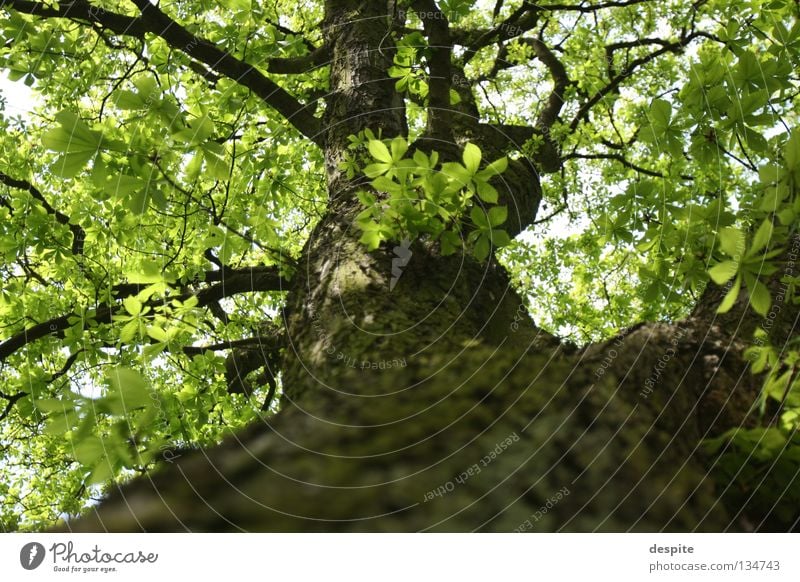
[66,313,773,532]
[61,3,800,533]
[279,0,544,399]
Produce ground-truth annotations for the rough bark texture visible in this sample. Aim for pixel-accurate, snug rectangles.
[59,2,800,533]
[65,319,769,532]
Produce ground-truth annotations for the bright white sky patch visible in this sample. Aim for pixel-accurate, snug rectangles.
[0,71,39,116]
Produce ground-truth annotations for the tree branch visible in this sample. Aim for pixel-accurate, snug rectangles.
[527,38,569,131]
[464,34,567,171]
[412,0,453,137]
[50,350,84,383]
[604,37,678,81]
[563,151,665,177]
[182,337,276,355]
[0,390,26,422]
[266,46,330,74]
[477,35,569,107]
[265,17,318,53]
[2,0,322,144]
[569,32,702,132]
[1,1,147,36]
[129,0,321,143]
[452,3,539,59]
[0,266,289,364]
[476,123,561,173]
[533,0,653,12]
[220,326,284,397]
[0,171,85,255]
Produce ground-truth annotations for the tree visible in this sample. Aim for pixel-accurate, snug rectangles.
[0,0,798,532]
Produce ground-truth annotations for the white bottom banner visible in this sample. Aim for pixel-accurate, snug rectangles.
[0,533,796,581]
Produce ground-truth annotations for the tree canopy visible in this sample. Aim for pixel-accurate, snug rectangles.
[0,0,799,531]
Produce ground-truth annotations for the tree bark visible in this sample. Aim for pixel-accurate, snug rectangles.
[60,3,800,533]
[65,311,784,532]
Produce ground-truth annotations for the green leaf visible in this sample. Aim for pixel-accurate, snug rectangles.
[111,90,145,110]
[718,227,746,258]
[142,342,167,359]
[123,296,142,316]
[717,274,741,313]
[371,175,401,194]
[702,434,728,455]
[107,367,152,410]
[441,162,472,188]
[473,235,491,261]
[220,237,235,264]
[364,163,391,178]
[738,89,768,117]
[126,188,150,215]
[741,126,767,153]
[490,229,511,247]
[203,147,230,180]
[133,76,158,102]
[758,163,782,185]
[784,129,800,170]
[390,137,408,161]
[412,149,430,170]
[105,175,145,198]
[747,277,772,317]
[648,99,672,131]
[357,191,376,206]
[86,458,115,486]
[7,68,26,82]
[33,398,75,413]
[192,115,215,142]
[219,0,251,10]
[759,184,789,211]
[708,260,739,285]
[765,369,795,402]
[479,156,508,178]
[637,126,659,145]
[184,151,204,182]
[50,151,94,178]
[42,111,101,153]
[470,206,488,228]
[462,143,481,174]
[476,180,498,203]
[747,219,773,257]
[125,259,167,284]
[119,319,139,343]
[440,230,461,255]
[394,75,409,92]
[149,187,167,211]
[488,206,507,227]
[359,229,383,250]
[146,325,168,342]
[44,410,79,435]
[368,140,392,164]
[74,436,107,466]
[777,208,795,226]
